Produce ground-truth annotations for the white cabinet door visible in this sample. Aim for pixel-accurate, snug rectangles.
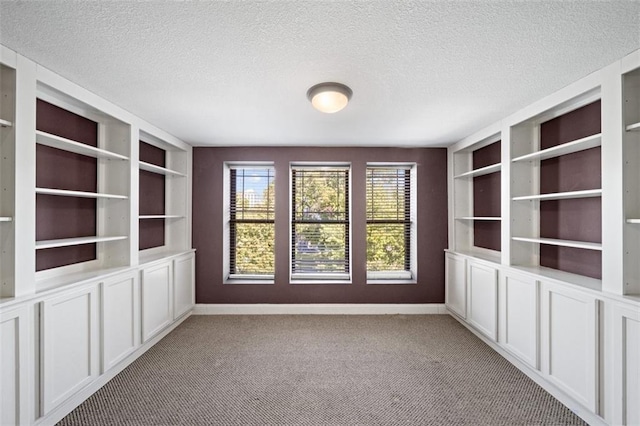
[541,282,599,411]
[612,302,640,425]
[141,261,173,343]
[499,272,539,369]
[445,253,466,319]
[173,253,194,320]
[41,284,99,415]
[467,261,498,341]
[0,305,29,426]
[102,271,139,373]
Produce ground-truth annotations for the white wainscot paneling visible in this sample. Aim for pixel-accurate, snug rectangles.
[41,285,99,415]
[541,282,599,412]
[101,272,139,373]
[141,261,173,342]
[445,253,466,319]
[1,305,29,426]
[500,272,539,368]
[612,303,640,425]
[173,254,194,320]
[467,261,498,341]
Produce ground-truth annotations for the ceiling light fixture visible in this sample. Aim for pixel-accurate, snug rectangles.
[307,82,353,113]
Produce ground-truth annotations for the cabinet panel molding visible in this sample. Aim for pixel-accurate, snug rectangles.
[141,261,173,342]
[541,282,599,411]
[0,305,30,426]
[41,284,99,415]
[173,254,194,320]
[101,271,139,373]
[612,303,640,425]
[500,272,539,368]
[467,262,498,341]
[445,252,466,319]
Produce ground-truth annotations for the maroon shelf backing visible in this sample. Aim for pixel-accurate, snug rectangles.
[139,141,166,250]
[473,141,501,251]
[36,99,98,271]
[539,101,602,279]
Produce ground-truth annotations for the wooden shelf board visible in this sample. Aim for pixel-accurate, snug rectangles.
[627,219,640,224]
[626,122,640,132]
[512,236,602,251]
[139,215,184,219]
[512,133,601,162]
[36,187,128,200]
[0,217,13,222]
[0,118,13,128]
[511,265,602,293]
[455,216,502,221]
[36,235,128,250]
[453,163,501,179]
[36,131,128,161]
[512,189,602,201]
[139,161,185,177]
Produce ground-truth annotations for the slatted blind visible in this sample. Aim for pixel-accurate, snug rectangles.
[366,167,412,275]
[291,167,350,276]
[229,167,275,276]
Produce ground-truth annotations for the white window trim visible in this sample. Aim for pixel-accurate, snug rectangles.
[223,162,275,284]
[289,162,352,283]
[365,163,417,283]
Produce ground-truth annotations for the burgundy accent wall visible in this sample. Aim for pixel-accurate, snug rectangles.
[139,142,166,250]
[192,147,448,304]
[36,99,98,271]
[539,101,602,279]
[473,141,501,251]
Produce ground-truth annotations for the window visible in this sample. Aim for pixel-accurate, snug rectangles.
[226,165,275,280]
[291,165,350,280]
[366,165,416,280]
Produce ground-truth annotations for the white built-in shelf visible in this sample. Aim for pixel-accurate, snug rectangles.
[0,217,12,222]
[626,122,640,132]
[512,133,601,162]
[512,236,602,251]
[36,131,129,161]
[0,118,13,128]
[139,161,185,177]
[511,265,602,293]
[453,163,501,179]
[139,215,184,219]
[455,217,502,221]
[512,189,602,201]
[36,235,128,250]
[627,219,640,224]
[36,187,128,200]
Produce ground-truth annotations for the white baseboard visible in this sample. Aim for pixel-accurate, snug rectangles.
[446,309,608,426]
[35,311,192,426]
[194,303,447,315]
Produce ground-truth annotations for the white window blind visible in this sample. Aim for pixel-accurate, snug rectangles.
[291,166,350,279]
[366,166,414,279]
[229,167,275,278]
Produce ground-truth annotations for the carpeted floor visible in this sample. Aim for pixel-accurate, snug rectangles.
[58,315,586,425]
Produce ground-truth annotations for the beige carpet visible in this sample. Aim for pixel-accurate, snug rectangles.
[58,315,586,425]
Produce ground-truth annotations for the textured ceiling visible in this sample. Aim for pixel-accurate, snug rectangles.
[1,1,639,147]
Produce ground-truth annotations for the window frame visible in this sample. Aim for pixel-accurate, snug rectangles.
[366,163,417,283]
[223,162,275,284]
[289,163,352,283]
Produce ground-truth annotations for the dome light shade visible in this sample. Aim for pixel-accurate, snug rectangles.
[307,82,353,113]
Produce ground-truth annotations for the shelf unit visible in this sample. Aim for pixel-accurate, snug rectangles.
[623,65,640,294]
[35,93,131,274]
[452,135,502,255]
[0,61,16,297]
[138,135,189,253]
[511,97,602,281]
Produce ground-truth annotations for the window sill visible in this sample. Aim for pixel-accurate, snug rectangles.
[367,279,417,285]
[290,280,351,285]
[224,278,274,285]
